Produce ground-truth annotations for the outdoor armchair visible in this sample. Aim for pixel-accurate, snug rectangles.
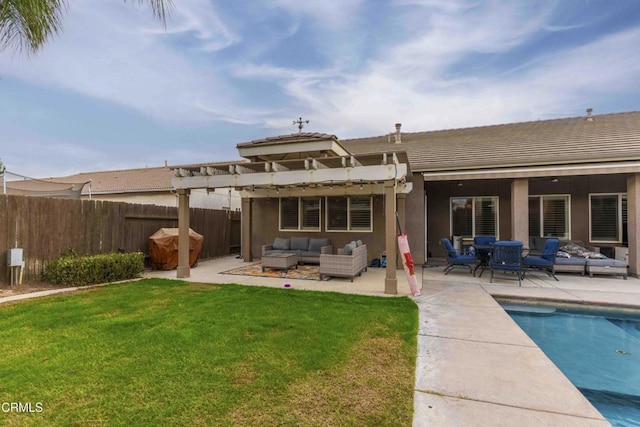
[522,238,560,281]
[441,237,476,275]
[319,244,367,282]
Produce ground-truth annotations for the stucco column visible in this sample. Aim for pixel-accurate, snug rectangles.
[627,174,640,277]
[396,193,406,269]
[241,197,252,262]
[511,179,529,243]
[177,188,191,279]
[385,180,397,294]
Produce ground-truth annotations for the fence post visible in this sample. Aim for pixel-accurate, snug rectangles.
[177,189,191,278]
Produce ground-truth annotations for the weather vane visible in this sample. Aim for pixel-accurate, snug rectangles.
[293,117,309,133]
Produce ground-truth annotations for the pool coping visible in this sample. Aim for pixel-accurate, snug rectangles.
[413,280,619,426]
[493,295,640,314]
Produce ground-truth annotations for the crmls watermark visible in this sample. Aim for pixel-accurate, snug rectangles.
[1,402,43,413]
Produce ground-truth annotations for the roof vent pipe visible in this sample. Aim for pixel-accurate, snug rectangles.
[395,123,402,144]
[586,108,593,121]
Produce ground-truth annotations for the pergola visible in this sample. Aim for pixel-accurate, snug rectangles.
[171,133,412,294]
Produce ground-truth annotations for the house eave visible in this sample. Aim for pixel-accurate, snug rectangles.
[422,160,640,181]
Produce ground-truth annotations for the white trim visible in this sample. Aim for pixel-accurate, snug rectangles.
[240,182,412,198]
[238,140,350,159]
[173,163,407,190]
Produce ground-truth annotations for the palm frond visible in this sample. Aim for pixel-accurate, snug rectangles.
[129,0,174,28]
[0,0,174,54]
[0,0,67,54]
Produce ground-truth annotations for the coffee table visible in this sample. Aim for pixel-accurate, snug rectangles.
[261,253,298,272]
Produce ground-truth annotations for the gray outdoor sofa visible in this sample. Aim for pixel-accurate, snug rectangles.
[261,236,332,264]
[554,241,628,279]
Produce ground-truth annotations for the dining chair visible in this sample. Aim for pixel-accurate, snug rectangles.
[442,237,477,275]
[489,240,524,286]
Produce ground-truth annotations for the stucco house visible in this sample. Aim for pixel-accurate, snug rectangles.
[171,110,640,293]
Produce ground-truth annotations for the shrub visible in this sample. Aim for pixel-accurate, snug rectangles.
[43,251,145,287]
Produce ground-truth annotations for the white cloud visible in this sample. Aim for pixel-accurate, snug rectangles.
[271,0,366,31]
[244,1,640,136]
[1,0,640,177]
[0,1,239,125]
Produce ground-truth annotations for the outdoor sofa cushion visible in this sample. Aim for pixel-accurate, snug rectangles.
[342,241,358,255]
[262,237,333,264]
[290,236,309,251]
[308,238,330,252]
[585,258,628,279]
[273,237,290,251]
[554,256,586,275]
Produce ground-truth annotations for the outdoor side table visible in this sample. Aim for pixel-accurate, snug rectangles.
[261,253,299,272]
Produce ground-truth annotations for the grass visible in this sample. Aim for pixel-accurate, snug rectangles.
[0,279,418,426]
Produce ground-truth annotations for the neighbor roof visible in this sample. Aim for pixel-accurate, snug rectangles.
[23,162,236,196]
[340,111,640,173]
[46,166,175,194]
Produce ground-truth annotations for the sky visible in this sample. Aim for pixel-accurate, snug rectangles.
[1,0,640,179]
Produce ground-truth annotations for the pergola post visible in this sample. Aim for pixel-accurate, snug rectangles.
[627,174,640,277]
[385,180,397,294]
[241,197,252,262]
[511,179,529,243]
[177,188,191,278]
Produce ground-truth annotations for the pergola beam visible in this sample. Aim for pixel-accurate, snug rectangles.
[238,182,413,198]
[173,163,407,190]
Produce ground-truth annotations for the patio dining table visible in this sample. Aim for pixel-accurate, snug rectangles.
[473,244,493,277]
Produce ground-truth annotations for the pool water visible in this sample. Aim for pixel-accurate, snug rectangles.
[503,304,640,427]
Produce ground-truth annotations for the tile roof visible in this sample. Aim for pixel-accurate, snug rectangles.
[237,132,338,148]
[48,167,174,194]
[340,111,640,172]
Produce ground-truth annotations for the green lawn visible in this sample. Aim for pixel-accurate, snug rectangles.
[0,279,418,426]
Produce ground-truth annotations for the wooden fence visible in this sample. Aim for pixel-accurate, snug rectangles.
[0,195,241,284]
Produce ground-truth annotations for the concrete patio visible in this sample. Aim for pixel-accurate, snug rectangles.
[144,256,640,426]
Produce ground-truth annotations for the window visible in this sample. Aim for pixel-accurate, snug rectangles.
[450,197,498,238]
[326,196,372,231]
[590,193,627,243]
[529,195,570,240]
[279,197,321,231]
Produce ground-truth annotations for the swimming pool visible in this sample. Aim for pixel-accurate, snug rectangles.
[502,303,640,427]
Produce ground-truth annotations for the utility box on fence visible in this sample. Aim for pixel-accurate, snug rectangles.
[8,248,23,267]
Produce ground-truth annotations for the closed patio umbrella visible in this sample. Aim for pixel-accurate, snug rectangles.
[396,213,421,297]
